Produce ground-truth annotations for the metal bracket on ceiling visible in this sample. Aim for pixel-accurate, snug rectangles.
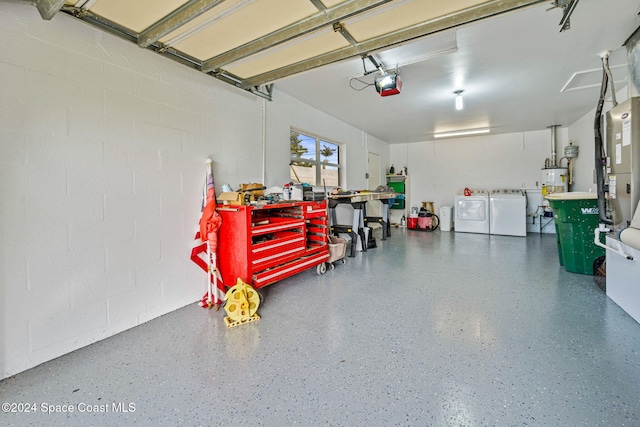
[265,84,274,98]
[361,56,373,75]
[250,84,274,101]
[546,0,571,11]
[547,0,580,32]
[365,55,387,76]
[61,0,99,18]
[211,69,272,100]
[331,19,387,76]
[64,6,89,18]
[35,0,65,20]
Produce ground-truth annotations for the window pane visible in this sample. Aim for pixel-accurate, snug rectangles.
[291,164,316,186]
[320,165,339,187]
[319,141,339,164]
[290,131,315,162]
[290,130,340,187]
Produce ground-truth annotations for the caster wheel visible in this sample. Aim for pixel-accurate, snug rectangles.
[341,259,347,264]
[329,263,335,270]
[317,262,327,275]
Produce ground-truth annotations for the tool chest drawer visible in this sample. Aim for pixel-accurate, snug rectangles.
[217,201,329,289]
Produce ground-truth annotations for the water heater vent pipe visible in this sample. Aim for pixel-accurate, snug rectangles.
[547,124,561,168]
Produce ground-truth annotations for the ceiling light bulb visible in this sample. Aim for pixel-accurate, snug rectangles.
[455,90,463,110]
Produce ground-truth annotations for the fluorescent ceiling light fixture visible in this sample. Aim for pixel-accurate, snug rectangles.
[454,90,463,110]
[434,127,490,138]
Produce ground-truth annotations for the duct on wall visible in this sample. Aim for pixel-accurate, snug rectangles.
[627,27,640,98]
[595,55,612,225]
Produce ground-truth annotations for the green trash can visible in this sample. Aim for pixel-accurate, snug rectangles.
[545,192,605,275]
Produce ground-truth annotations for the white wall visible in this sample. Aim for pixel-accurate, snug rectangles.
[391,84,630,216]
[0,2,388,379]
[267,90,389,190]
[390,129,569,211]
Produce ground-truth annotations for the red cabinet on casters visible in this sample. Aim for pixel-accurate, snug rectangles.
[216,200,330,289]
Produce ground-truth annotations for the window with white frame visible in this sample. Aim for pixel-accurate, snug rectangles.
[290,129,340,187]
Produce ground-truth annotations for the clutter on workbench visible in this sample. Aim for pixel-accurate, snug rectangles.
[218,182,266,205]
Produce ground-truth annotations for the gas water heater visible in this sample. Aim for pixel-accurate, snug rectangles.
[541,125,568,195]
[541,168,568,195]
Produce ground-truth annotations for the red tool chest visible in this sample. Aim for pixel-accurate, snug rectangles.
[216,200,329,289]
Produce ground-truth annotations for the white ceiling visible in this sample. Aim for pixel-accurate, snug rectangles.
[275,0,640,143]
[34,0,640,144]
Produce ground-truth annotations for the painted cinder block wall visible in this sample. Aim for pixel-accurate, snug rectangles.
[0,2,388,379]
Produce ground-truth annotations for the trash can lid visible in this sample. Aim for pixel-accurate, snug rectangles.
[545,192,597,200]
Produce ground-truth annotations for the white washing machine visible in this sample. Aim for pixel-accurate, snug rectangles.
[489,189,527,237]
[454,189,490,234]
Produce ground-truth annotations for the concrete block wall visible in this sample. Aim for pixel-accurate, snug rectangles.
[0,3,390,379]
[0,3,261,379]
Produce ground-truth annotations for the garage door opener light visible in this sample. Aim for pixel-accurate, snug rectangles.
[375,73,402,97]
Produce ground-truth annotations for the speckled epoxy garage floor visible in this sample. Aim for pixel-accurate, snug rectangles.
[2,229,640,426]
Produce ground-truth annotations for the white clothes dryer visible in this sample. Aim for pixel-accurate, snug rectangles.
[489,189,526,237]
[454,189,490,234]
